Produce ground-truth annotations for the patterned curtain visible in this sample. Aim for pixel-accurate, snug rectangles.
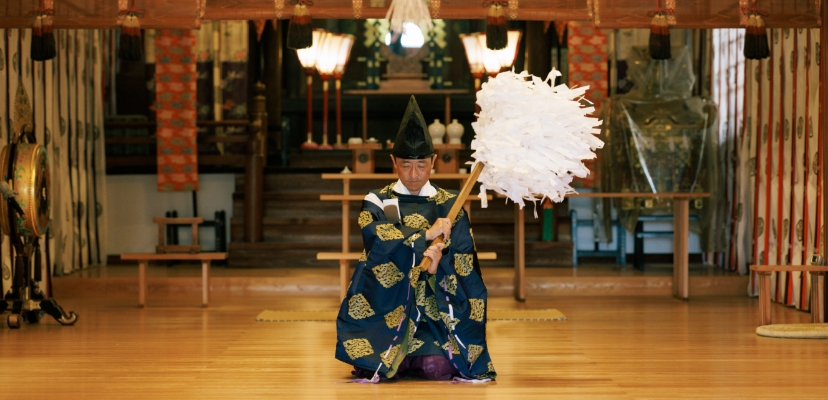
[0,28,107,298]
[726,28,822,310]
[711,29,747,274]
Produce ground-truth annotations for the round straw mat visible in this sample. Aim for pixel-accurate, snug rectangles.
[756,324,828,339]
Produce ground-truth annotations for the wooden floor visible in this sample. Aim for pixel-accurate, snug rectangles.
[2,281,826,398]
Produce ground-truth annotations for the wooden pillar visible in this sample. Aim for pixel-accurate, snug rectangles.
[821,0,828,308]
[673,197,689,300]
[514,204,526,301]
[263,20,282,151]
[524,21,552,77]
[244,83,267,242]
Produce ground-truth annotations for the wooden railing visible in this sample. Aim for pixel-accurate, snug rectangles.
[104,119,253,168]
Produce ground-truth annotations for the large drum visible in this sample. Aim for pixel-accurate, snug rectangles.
[0,143,50,238]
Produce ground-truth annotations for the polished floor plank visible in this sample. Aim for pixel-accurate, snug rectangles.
[1,290,825,399]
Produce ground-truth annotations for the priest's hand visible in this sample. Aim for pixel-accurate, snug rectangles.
[423,243,445,274]
[425,217,452,241]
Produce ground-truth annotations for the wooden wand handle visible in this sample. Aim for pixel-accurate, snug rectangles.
[419,162,485,272]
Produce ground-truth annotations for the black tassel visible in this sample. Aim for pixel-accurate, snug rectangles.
[648,13,671,60]
[41,13,56,60]
[743,13,770,60]
[486,4,507,50]
[31,14,56,61]
[119,14,143,61]
[287,3,312,50]
[31,15,44,61]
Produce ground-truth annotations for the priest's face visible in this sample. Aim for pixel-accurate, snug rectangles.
[392,155,437,195]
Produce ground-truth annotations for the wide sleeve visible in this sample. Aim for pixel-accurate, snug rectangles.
[357,197,427,264]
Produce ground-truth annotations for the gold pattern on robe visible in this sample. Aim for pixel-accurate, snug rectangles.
[380,344,401,368]
[429,188,456,205]
[440,274,457,295]
[379,183,397,198]
[470,228,476,251]
[469,298,485,322]
[444,237,451,248]
[384,305,405,329]
[358,211,373,228]
[441,336,461,354]
[453,208,465,227]
[440,311,459,331]
[343,338,374,360]
[425,295,439,321]
[348,294,375,320]
[409,264,422,287]
[487,361,495,372]
[408,338,424,354]
[454,253,474,276]
[359,249,368,262]
[376,224,404,241]
[415,280,426,306]
[372,261,405,288]
[403,232,421,246]
[403,213,431,230]
[467,344,483,364]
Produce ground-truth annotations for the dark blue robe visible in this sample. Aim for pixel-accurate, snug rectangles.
[335,181,496,380]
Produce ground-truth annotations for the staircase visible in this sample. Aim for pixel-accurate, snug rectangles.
[228,155,574,268]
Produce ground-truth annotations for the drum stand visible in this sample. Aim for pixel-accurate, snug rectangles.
[0,234,78,328]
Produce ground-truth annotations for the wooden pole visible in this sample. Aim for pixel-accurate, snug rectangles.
[418,162,484,272]
[514,203,526,301]
[244,83,266,242]
[821,0,827,321]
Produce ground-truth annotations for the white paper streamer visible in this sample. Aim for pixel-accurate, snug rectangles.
[471,69,603,209]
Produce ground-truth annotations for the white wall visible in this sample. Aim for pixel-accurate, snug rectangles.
[106,174,235,255]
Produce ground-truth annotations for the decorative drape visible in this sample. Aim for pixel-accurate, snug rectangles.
[155,29,198,192]
[0,28,108,297]
[724,28,822,310]
[567,21,607,190]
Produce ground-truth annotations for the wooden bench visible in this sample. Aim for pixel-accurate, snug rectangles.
[120,253,228,308]
[749,265,828,326]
